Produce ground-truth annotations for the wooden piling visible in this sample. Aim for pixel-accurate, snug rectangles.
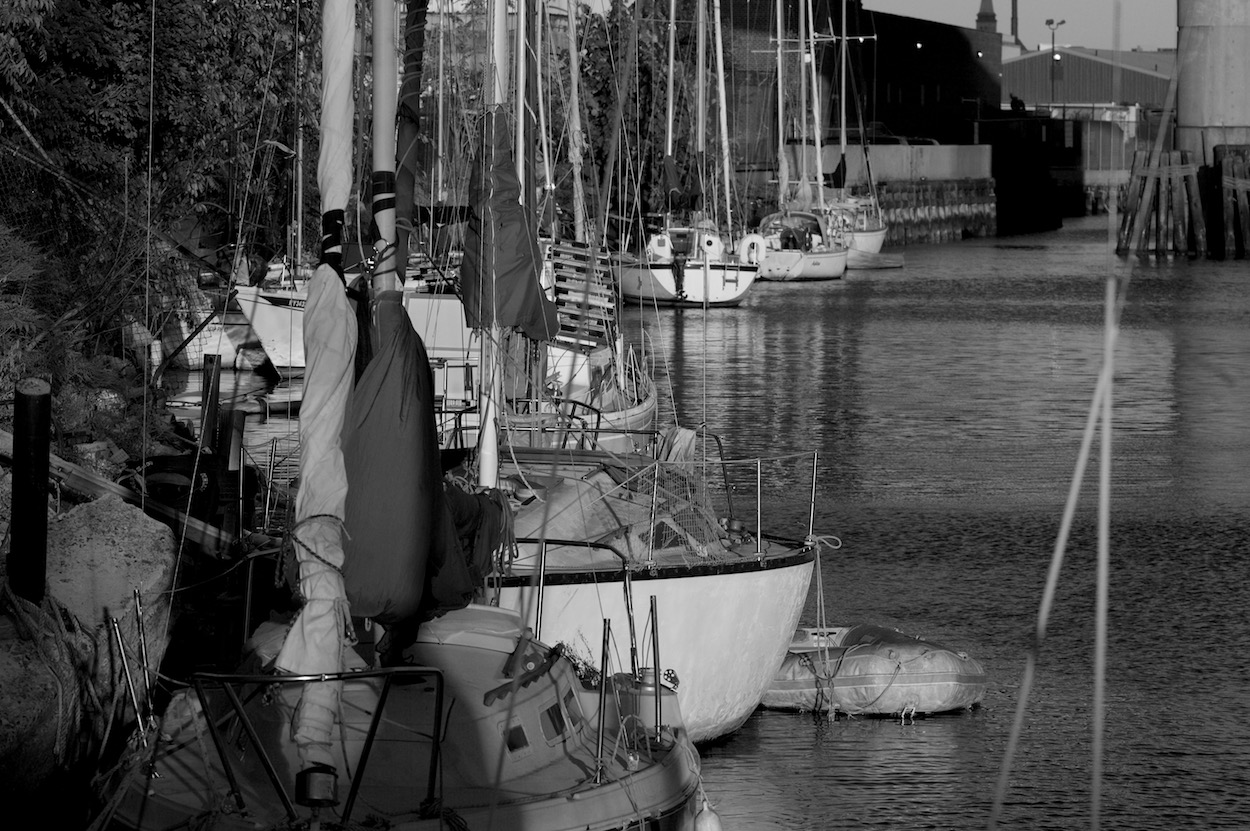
[1118,149,1207,258]
[7,378,52,605]
[1187,161,1207,257]
[1116,150,1147,252]
[1235,158,1245,256]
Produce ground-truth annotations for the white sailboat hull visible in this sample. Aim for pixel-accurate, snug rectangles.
[615,256,758,307]
[496,551,815,744]
[758,247,847,281]
[233,285,307,371]
[846,225,887,256]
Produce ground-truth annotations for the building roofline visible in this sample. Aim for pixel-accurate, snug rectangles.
[1002,46,1171,80]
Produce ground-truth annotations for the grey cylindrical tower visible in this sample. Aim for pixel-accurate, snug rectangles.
[1176,0,1250,165]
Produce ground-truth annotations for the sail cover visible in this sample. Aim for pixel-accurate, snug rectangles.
[458,107,558,342]
[341,292,452,624]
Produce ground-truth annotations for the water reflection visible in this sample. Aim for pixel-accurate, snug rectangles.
[626,216,1250,829]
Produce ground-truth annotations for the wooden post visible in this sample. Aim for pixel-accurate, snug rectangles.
[1159,155,1173,255]
[1129,58,1179,253]
[1169,151,1187,255]
[1222,153,1240,258]
[1117,150,1146,252]
[1236,158,1250,258]
[1184,151,1207,257]
[7,378,52,605]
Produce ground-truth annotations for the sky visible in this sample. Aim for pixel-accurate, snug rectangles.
[862,0,1179,52]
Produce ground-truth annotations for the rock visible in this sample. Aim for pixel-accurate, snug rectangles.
[1,491,177,810]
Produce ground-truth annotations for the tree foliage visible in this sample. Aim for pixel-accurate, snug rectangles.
[3,0,319,260]
[0,1,319,455]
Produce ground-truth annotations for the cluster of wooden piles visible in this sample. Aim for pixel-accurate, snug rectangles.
[1116,149,1207,257]
[1214,146,1250,259]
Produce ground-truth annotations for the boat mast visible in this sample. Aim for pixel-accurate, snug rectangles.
[806,0,827,214]
[774,0,788,209]
[514,0,529,202]
[664,0,677,223]
[696,0,707,193]
[838,0,847,197]
[565,0,588,242]
[437,0,445,201]
[796,0,809,204]
[294,0,304,278]
[478,0,511,488]
[372,0,399,294]
[535,3,557,237]
[711,0,734,235]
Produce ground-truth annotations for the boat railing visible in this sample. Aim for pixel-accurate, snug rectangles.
[188,666,444,826]
[502,405,661,455]
[509,536,640,677]
[648,439,822,554]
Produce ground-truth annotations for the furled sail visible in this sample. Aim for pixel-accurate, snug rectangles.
[457,108,558,342]
[274,0,357,772]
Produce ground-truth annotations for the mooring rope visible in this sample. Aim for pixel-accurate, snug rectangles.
[0,579,104,765]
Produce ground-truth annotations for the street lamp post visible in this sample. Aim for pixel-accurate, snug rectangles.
[1046,18,1065,111]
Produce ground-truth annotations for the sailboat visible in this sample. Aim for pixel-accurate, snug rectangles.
[613,0,761,307]
[826,0,892,267]
[109,1,705,828]
[756,0,848,282]
[490,437,820,744]
[445,0,819,744]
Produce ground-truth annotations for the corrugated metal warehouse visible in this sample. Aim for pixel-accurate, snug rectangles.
[1002,47,1174,108]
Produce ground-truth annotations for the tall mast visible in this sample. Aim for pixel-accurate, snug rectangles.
[535,4,557,236]
[294,0,304,276]
[437,0,446,201]
[797,0,809,199]
[665,0,677,161]
[664,0,678,222]
[711,0,733,232]
[478,0,511,489]
[696,0,707,164]
[371,0,398,293]
[838,0,847,187]
[566,0,588,242]
[806,0,826,212]
[514,0,528,197]
[775,0,788,207]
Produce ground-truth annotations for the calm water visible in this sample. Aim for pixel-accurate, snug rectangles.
[624,216,1250,830]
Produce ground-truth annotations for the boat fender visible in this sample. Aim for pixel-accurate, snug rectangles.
[694,798,723,831]
[699,232,725,259]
